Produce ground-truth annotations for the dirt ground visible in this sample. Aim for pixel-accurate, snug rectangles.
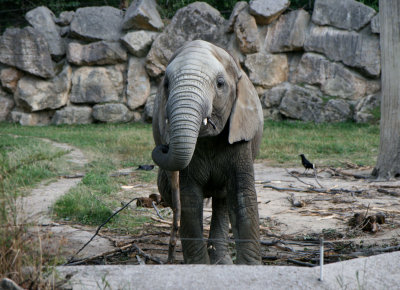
[54,162,400,267]
[17,139,400,267]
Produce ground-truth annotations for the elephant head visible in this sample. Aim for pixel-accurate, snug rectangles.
[152,40,263,171]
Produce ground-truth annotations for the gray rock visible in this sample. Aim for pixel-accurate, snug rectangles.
[244,52,288,89]
[0,27,55,78]
[227,2,248,33]
[265,9,310,53]
[15,65,72,111]
[261,82,291,108]
[25,6,65,58]
[263,108,283,121]
[70,64,125,104]
[293,53,370,100]
[371,14,380,34]
[146,2,227,78]
[70,6,124,42]
[55,11,75,26]
[67,41,127,66]
[0,67,23,93]
[120,30,159,57]
[354,93,381,123]
[0,278,24,290]
[312,0,376,31]
[126,57,150,110]
[52,105,93,125]
[234,8,260,54]
[0,92,14,121]
[11,107,53,126]
[60,26,70,37]
[278,83,324,122]
[226,33,245,65]
[92,103,133,123]
[249,0,290,25]
[122,0,164,31]
[304,26,381,77]
[320,99,352,122]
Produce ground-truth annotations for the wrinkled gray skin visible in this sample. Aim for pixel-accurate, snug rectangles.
[152,40,263,264]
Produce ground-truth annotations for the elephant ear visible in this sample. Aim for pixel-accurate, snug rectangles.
[228,71,263,144]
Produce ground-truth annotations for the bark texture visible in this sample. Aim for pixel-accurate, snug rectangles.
[373,0,400,179]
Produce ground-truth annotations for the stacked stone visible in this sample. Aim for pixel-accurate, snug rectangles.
[0,0,381,125]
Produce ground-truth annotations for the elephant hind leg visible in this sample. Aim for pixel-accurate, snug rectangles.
[208,196,233,264]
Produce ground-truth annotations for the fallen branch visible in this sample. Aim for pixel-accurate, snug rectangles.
[287,258,315,267]
[329,167,370,180]
[152,201,165,220]
[263,184,364,195]
[287,193,306,208]
[377,188,400,197]
[68,197,139,262]
[285,168,319,188]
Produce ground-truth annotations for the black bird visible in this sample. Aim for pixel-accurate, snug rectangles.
[299,154,314,174]
[136,164,155,171]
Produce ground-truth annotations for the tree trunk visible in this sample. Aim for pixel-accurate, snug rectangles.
[372,0,400,179]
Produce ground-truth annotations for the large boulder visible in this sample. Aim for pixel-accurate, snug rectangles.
[10,107,53,126]
[293,53,373,100]
[122,0,164,31]
[227,1,248,33]
[52,105,93,125]
[320,99,352,122]
[354,93,381,123]
[312,0,376,31]
[0,27,55,78]
[54,11,75,26]
[70,64,125,104]
[146,2,228,78]
[249,0,290,25]
[244,52,288,89]
[25,6,65,59]
[92,103,133,123]
[0,91,14,121]
[67,41,127,66]
[304,25,380,77]
[234,8,260,54]
[15,65,72,111]
[126,57,150,110]
[70,6,124,42]
[265,9,310,53]
[120,30,159,57]
[0,67,23,93]
[278,83,324,122]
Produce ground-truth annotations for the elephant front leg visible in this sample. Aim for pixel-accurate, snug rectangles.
[180,184,210,264]
[208,196,233,264]
[228,163,261,265]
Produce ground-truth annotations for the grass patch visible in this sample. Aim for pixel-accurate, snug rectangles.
[260,121,379,167]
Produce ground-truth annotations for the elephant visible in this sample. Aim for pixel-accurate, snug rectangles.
[152,40,263,265]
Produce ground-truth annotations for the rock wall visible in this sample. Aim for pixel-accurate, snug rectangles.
[0,0,381,125]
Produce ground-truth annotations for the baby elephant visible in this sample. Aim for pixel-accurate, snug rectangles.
[152,40,263,264]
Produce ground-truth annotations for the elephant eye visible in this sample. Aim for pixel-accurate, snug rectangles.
[216,77,225,89]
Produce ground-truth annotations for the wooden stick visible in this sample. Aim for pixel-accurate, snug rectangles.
[152,201,165,220]
[168,171,180,263]
[285,168,316,188]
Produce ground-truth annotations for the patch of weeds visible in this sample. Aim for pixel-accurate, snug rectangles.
[53,186,113,225]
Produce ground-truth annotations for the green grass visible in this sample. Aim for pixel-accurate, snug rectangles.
[0,120,380,229]
[260,121,379,167]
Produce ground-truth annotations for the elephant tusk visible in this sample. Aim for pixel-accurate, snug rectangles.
[208,118,217,130]
[203,118,207,126]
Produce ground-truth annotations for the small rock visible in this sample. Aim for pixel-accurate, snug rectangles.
[0,27,55,78]
[54,11,75,26]
[0,67,23,93]
[52,105,93,125]
[0,278,24,290]
[234,8,260,54]
[244,52,288,89]
[249,0,290,25]
[312,0,376,31]
[120,30,159,57]
[92,103,133,123]
[11,107,53,126]
[70,6,124,42]
[122,0,164,31]
[67,41,127,66]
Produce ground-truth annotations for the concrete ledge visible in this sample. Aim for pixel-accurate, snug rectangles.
[56,251,400,289]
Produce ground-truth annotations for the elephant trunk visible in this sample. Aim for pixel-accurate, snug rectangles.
[152,91,204,172]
